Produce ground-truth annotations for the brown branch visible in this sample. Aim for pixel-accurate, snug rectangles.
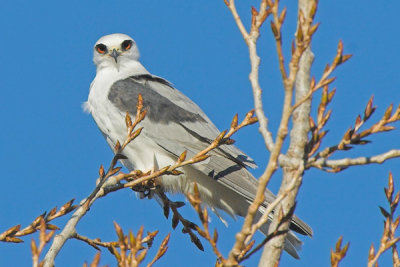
[187,184,226,264]
[147,233,170,267]
[74,229,162,262]
[0,199,76,243]
[31,218,56,267]
[43,95,147,267]
[108,223,169,267]
[83,95,147,207]
[73,233,122,250]
[368,172,400,267]
[310,99,400,162]
[224,0,250,42]
[293,40,351,113]
[225,0,275,152]
[308,149,400,171]
[305,86,335,157]
[330,236,349,267]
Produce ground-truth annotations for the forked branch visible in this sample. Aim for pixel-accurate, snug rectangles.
[330,236,349,267]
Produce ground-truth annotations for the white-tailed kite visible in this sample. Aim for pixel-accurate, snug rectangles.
[85,33,312,259]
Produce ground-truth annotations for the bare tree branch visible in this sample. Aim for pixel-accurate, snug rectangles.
[309,97,400,162]
[225,0,275,152]
[367,172,400,267]
[31,218,56,267]
[187,184,226,264]
[308,149,400,171]
[258,0,316,265]
[244,169,301,245]
[0,199,76,243]
[43,96,149,267]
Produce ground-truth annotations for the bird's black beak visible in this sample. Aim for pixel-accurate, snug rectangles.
[110,49,120,63]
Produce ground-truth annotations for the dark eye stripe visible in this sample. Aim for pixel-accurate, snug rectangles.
[121,40,133,51]
[95,43,108,54]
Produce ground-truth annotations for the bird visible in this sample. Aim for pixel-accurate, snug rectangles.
[84,33,312,259]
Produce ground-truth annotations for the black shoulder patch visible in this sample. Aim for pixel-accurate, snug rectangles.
[108,75,206,124]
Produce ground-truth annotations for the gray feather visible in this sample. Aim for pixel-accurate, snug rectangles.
[108,75,206,124]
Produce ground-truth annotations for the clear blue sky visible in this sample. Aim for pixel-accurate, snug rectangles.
[1,1,399,266]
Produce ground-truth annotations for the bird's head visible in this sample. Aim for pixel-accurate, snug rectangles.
[93,33,140,70]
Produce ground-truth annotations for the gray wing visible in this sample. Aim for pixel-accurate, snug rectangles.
[108,74,257,168]
[108,74,312,236]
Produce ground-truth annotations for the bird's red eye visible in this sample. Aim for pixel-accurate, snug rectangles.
[95,44,107,54]
[121,40,133,51]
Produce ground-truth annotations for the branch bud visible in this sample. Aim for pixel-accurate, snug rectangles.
[125,112,132,128]
[178,150,187,163]
[309,22,320,36]
[99,165,105,177]
[137,94,144,111]
[270,21,279,37]
[279,7,287,24]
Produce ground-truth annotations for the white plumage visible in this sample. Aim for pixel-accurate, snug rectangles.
[85,33,312,259]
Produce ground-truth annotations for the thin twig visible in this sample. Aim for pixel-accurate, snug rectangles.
[308,149,400,171]
[147,233,170,267]
[0,199,76,243]
[330,236,349,267]
[31,218,55,267]
[43,96,147,267]
[187,184,226,263]
[310,99,400,162]
[225,0,275,152]
[158,191,205,251]
[224,0,250,42]
[368,172,400,267]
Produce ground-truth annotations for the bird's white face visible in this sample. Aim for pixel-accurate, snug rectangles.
[93,33,140,70]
